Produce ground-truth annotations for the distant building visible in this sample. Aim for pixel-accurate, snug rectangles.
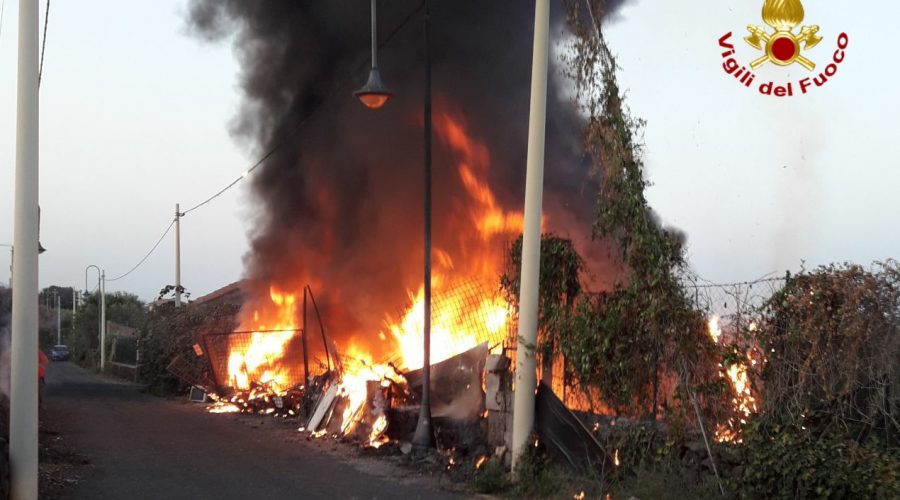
[106,321,137,338]
[191,280,247,309]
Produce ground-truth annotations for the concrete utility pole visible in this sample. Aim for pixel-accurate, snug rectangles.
[100,270,107,370]
[10,0,40,496]
[85,265,103,370]
[174,204,182,307]
[511,0,550,472]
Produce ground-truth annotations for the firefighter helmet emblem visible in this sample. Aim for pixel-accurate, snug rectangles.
[745,0,822,70]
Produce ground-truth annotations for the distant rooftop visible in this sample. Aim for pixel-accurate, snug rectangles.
[192,280,249,307]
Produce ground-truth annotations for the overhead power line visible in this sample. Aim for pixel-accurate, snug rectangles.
[181,0,426,218]
[105,219,176,282]
[102,2,426,286]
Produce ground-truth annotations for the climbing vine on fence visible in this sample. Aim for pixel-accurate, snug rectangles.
[511,0,730,421]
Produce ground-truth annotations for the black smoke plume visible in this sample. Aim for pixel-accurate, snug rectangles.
[187,1,630,349]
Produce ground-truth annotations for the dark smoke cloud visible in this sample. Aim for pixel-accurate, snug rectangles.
[187,1,628,350]
[596,0,632,17]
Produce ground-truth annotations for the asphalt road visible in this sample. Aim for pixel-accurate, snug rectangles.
[44,362,465,500]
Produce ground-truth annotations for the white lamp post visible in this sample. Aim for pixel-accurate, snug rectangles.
[10,0,40,496]
[511,0,550,471]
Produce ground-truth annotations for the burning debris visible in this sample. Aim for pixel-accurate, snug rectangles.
[192,276,508,455]
[176,0,766,488]
[180,1,631,463]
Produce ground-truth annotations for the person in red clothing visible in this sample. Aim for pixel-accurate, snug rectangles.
[38,349,48,383]
[38,349,49,407]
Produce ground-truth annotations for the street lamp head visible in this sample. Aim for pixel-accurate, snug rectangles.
[354,67,392,109]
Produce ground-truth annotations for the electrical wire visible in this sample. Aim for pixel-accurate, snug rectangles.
[105,219,176,282]
[38,0,49,87]
[181,0,426,217]
[103,2,427,285]
[683,276,786,290]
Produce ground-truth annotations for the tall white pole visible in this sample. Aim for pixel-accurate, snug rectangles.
[174,203,181,307]
[56,293,61,345]
[511,0,550,472]
[100,270,106,370]
[10,0,40,496]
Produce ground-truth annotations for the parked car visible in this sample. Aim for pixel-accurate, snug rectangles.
[50,344,69,361]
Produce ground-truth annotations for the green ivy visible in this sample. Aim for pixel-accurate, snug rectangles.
[736,421,900,499]
[501,234,583,361]
[517,0,731,421]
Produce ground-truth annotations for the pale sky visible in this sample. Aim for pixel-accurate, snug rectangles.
[0,0,897,301]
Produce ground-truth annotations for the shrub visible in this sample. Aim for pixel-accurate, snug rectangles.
[752,262,900,447]
[138,301,238,396]
[473,458,510,494]
[736,422,900,499]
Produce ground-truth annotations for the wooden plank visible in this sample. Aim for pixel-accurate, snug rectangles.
[306,383,338,431]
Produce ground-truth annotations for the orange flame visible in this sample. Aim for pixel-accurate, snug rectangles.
[220,110,523,444]
[333,342,402,446]
[377,111,518,371]
[707,316,760,442]
[325,111,515,439]
[385,282,508,370]
[226,287,298,393]
[707,316,722,344]
[436,111,530,241]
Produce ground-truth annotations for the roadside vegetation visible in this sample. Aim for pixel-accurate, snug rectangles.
[138,299,238,396]
[475,1,900,498]
[69,291,145,369]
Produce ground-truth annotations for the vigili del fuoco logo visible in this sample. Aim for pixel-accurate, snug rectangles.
[718,0,848,97]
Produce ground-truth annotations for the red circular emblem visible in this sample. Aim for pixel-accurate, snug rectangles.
[771,37,797,62]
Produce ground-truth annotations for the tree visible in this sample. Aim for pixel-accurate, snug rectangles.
[157,284,191,303]
[39,285,75,310]
[71,291,146,367]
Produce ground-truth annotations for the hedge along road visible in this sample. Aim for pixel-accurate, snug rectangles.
[43,362,464,500]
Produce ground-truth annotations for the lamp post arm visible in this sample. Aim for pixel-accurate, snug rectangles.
[85,264,100,294]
